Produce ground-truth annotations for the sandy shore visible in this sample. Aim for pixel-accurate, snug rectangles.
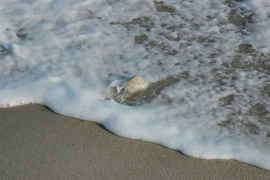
[1,104,270,180]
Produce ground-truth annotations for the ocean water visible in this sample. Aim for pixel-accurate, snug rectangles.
[0,0,269,170]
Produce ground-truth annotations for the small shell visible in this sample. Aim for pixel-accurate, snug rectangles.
[122,75,148,94]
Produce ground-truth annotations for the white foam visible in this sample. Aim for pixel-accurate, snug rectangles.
[0,0,270,170]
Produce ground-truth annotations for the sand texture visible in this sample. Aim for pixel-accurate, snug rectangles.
[1,104,270,180]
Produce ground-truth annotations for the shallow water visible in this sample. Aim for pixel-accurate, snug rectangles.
[0,0,270,170]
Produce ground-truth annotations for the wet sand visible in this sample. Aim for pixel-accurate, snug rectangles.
[1,104,270,180]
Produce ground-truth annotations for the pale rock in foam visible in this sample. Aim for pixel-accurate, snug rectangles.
[122,75,148,94]
[106,75,148,103]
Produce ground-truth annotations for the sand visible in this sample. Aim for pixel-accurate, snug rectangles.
[1,104,270,180]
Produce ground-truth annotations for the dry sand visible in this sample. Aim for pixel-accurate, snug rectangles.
[1,104,270,180]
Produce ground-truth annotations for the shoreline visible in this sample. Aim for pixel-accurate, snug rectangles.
[1,104,270,179]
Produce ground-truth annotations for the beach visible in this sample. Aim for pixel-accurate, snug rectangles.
[1,104,269,180]
[1,0,270,173]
